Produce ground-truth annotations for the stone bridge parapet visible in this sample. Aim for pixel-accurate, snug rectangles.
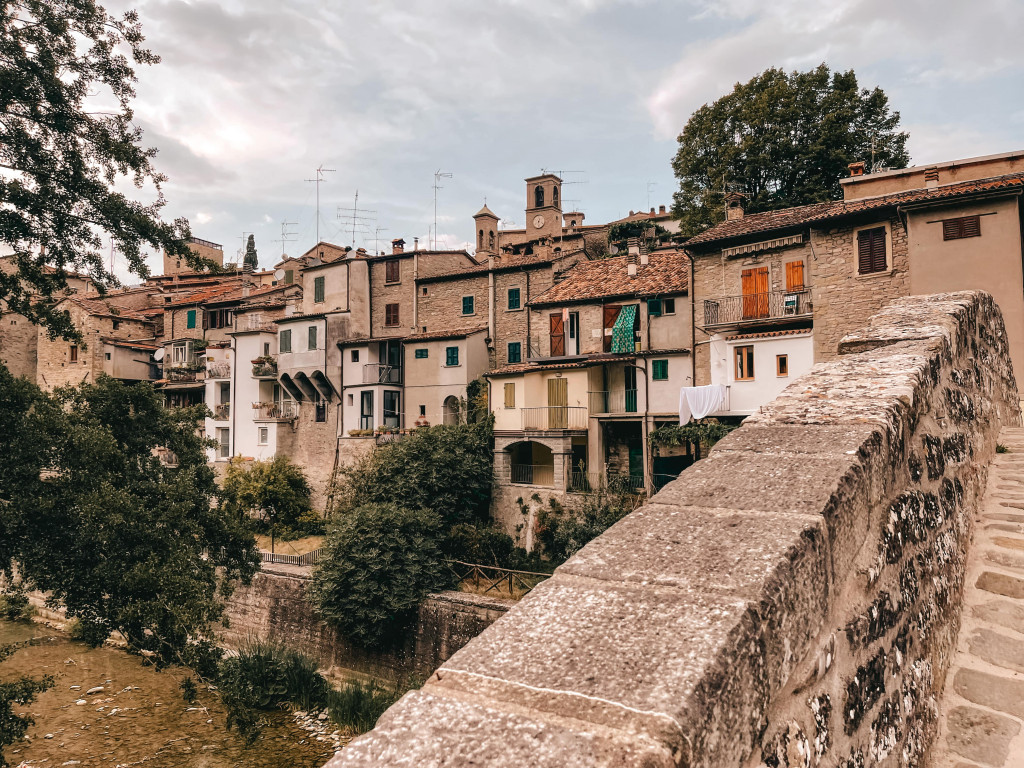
[327,291,1020,768]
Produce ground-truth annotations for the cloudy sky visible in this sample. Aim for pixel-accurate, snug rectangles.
[107,0,1024,274]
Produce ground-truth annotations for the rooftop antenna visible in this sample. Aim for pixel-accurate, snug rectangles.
[373,224,389,254]
[305,164,335,243]
[237,231,252,265]
[337,190,376,249]
[432,169,452,250]
[271,221,298,258]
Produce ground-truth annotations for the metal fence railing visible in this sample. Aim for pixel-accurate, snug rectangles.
[587,389,638,414]
[260,548,325,567]
[509,463,555,486]
[363,364,402,384]
[703,289,811,327]
[447,560,551,599]
[567,472,645,494]
[207,362,232,379]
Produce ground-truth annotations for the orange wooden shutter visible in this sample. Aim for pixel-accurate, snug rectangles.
[785,261,804,291]
[742,267,769,319]
[602,304,621,352]
[549,313,565,356]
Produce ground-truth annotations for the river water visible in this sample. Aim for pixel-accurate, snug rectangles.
[0,620,336,768]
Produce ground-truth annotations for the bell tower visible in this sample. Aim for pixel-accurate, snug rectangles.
[524,173,563,242]
[473,203,499,257]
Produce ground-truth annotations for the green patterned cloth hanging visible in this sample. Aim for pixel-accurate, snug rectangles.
[610,304,637,353]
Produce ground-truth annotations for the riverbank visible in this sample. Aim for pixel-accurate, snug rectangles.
[0,620,336,768]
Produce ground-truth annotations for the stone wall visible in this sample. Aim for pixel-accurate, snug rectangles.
[220,567,510,684]
[417,274,489,334]
[328,291,1020,768]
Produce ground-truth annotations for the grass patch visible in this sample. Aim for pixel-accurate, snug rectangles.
[997,443,1011,454]
[254,534,324,555]
[327,679,404,734]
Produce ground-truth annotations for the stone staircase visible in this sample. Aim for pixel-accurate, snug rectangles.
[934,427,1024,768]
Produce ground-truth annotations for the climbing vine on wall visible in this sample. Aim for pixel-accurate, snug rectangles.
[648,419,736,450]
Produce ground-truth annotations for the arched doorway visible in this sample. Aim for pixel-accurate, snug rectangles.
[443,395,461,425]
[507,441,554,486]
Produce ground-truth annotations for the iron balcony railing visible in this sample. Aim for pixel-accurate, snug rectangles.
[510,463,555,486]
[521,406,588,431]
[212,402,231,420]
[252,400,299,421]
[207,362,231,379]
[703,289,811,327]
[588,389,638,414]
[568,472,646,494]
[364,363,402,384]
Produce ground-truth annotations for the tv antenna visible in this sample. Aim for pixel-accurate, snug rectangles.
[373,224,389,254]
[305,164,335,243]
[337,190,376,248]
[432,169,452,250]
[237,231,252,263]
[272,221,298,258]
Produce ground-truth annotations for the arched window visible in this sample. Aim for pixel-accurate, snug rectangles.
[534,185,544,208]
[508,441,555,486]
[443,395,461,425]
[552,186,559,207]
[488,230,495,249]
[478,229,483,248]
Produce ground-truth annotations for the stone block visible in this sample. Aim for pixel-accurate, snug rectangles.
[969,629,1024,673]
[953,668,1024,720]
[973,600,1024,634]
[976,571,1024,599]
[946,706,1020,767]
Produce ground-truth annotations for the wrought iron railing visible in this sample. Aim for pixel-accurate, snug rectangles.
[510,463,555,486]
[363,363,402,384]
[166,366,200,382]
[521,406,587,431]
[703,289,811,327]
[251,358,278,377]
[207,362,231,379]
[587,389,638,414]
[252,400,299,420]
[567,472,645,494]
[447,560,551,599]
[260,548,325,566]
[213,402,230,420]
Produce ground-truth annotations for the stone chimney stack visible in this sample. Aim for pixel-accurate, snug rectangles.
[725,192,746,221]
[413,237,419,251]
[848,161,866,177]
[391,238,405,255]
[659,205,666,214]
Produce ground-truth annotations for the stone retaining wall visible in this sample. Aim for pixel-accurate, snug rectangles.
[220,566,510,685]
[328,291,1020,767]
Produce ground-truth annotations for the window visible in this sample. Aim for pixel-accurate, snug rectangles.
[534,185,544,208]
[445,346,459,366]
[279,329,292,353]
[507,342,522,364]
[663,298,676,315]
[652,359,669,380]
[347,393,354,406]
[422,287,428,296]
[220,381,231,404]
[508,288,521,310]
[385,303,399,326]
[942,215,981,241]
[308,325,318,351]
[383,391,400,428]
[777,354,789,377]
[385,260,401,283]
[415,348,428,359]
[206,308,233,329]
[857,226,887,275]
[112,320,120,331]
[315,400,327,423]
[419,404,426,416]
[785,261,805,291]
[314,276,325,303]
[504,382,516,409]
[735,345,755,380]
[263,342,270,356]
[186,309,197,329]
[216,428,230,459]
[69,345,78,362]
[105,352,111,360]
[462,295,475,315]
[172,342,191,364]
[284,269,294,284]
[258,427,269,445]
[648,298,662,317]
[360,391,373,430]
[351,349,359,362]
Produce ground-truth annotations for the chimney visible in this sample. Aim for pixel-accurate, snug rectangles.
[391,238,405,255]
[659,205,666,214]
[627,236,640,261]
[413,237,419,251]
[628,263,637,277]
[725,192,746,221]
[847,161,866,177]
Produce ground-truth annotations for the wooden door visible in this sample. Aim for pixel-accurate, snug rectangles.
[602,304,622,352]
[549,313,565,356]
[547,377,568,428]
[741,267,770,319]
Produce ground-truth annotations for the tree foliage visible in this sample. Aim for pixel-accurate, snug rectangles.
[534,488,643,565]
[336,420,494,525]
[671,64,910,236]
[219,456,316,537]
[0,644,54,768]
[309,504,449,648]
[0,0,198,340]
[648,419,736,450]
[0,368,259,663]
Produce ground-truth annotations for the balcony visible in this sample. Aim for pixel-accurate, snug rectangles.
[212,402,231,421]
[510,463,555,486]
[207,362,231,379]
[251,357,278,378]
[166,365,202,382]
[588,389,638,415]
[252,400,299,421]
[521,406,587,431]
[703,289,811,328]
[568,471,645,494]
[363,363,402,384]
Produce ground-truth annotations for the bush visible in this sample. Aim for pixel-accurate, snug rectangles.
[327,679,403,734]
[220,456,316,535]
[0,590,32,623]
[309,504,449,648]
[336,420,493,526]
[535,488,642,565]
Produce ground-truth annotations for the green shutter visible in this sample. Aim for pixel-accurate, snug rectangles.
[652,359,668,380]
[647,299,662,317]
[507,342,521,363]
[462,296,474,315]
[446,346,459,366]
[280,329,291,353]
[186,309,196,329]
[314,276,325,303]
[508,288,520,310]
[415,348,428,359]
[308,325,318,350]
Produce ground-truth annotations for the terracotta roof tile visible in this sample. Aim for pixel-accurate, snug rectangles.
[724,328,812,342]
[404,326,488,342]
[66,296,152,323]
[686,172,1024,247]
[418,249,583,283]
[530,252,689,305]
[485,353,635,377]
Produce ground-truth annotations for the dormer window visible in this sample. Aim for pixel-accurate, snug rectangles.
[534,185,544,208]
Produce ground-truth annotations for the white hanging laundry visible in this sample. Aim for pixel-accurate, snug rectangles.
[678,385,727,425]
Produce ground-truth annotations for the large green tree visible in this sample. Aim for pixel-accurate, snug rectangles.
[671,64,910,236]
[0,0,200,341]
[0,368,260,661]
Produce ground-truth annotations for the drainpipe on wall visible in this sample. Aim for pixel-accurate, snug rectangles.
[688,254,696,386]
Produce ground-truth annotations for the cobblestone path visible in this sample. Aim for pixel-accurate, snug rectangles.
[934,427,1024,768]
